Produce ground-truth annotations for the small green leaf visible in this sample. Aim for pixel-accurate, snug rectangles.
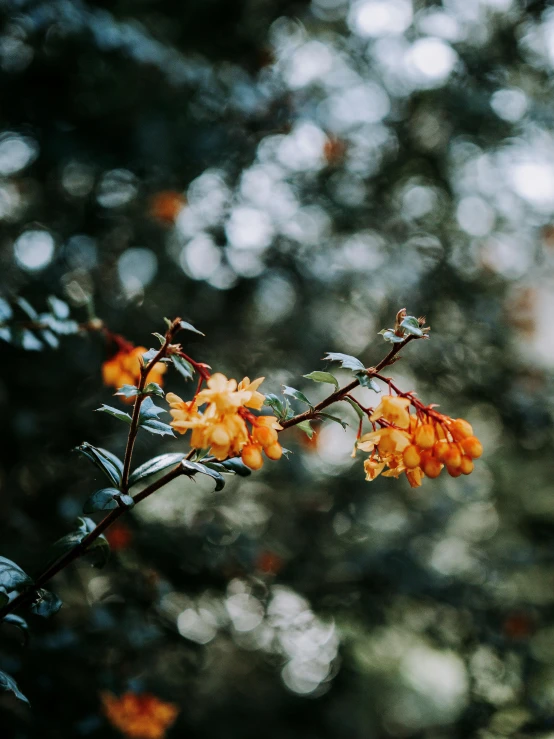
[138,398,175,437]
[0,298,13,321]
[180,320,204,336]
[282,386,314,409]
[0,587,9,608]
[141,348,159,364]
[297,420,314,439]
[46,296,70,319]
[400,315,423,337]
[281,447,292,458]
[52,517,110,569]
[355,372,381,393]
[74,443,123,488]
[323,352,366,372]
[96,405,133,425]
[83,488,134,513]
[0,557,33,594]
[30,589,62,618]
[218,458,252,476]
[182,460,226,491]
[115,384,139,399]
[343,396,364,420]
[170,354,195,381]
[317,412,348,429]
[129,453,185,486]
[152,332,165,345]
[379,329,405,344]
[303,371,339,390]
[264,394,293,421]
[16,297,38,320]
[143,382,164,398]
[0,670,30,705]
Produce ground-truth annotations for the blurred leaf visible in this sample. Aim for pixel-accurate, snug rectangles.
[0,557,32,593]
[74,443,123,488]
[218,457,252,476]
[170,354,195,381]
[180,320,204,336]
[83,488,134,513]
[0,670,30,706]
[303,371,339,390]
[297,420,314,439]
[96,405,132,425]
[323,352,365,372]
[343,396,364,420]
[153,332,166,345]
[46,296,70,319]
[2,614,28,644]
[52,517,110,569]
[30,589,62,618]
[16,297,37,320]
[0,297,13,321]
[281,447,292,458]
[317,412,348,429]
[355,372,381,392]
[400,315,423,337]
[282,385,314,409]
[0,587,9,608]
[182,460,226,491]
[129,453,186,486]
[138,397,175,437]
[115,383,164,400]
[379,329,404,344]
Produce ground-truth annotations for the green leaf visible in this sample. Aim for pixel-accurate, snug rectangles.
[52,517,110,569]
[0,587,8,608]
[115,384,139,399]
[0,298,13,321]
[264,394,293,421]
[303,371,339,390]
[317,412,348,429]
[143,382,164,398]
[282,386,314,409]
[355,372,381,393]
[323,352,365,372]
[74,443,123,488]
[182,460,226,491]
[400,315,423,337]
[297,420,314,439]
[46,296,70,319]
[180,320,204,336]
[83,488,134,513]
[2,614,28,644]
[152,332,166,345]
[0,670,30,705]
[138,397,175,437]
[96,405,133,425]
[141,348,159,364]
[218,458,252,476]
[343,396,364,420]
[30,589,62,618]
[0,557,32,593]
[379,329,405,344]
[129,453,186,486]
[170,354,195,381]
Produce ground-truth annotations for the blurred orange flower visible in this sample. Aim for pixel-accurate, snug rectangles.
[102,346,167,391]
[101,691,178,739]
[149,191,186,225]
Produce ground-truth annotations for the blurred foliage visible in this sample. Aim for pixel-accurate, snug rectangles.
[2,0,554,737]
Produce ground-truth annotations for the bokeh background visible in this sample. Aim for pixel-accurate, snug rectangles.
[1,0,554,736]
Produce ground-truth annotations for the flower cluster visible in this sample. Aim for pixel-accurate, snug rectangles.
[357,395,483,488]
[101,691,178,739]
[167,373,283,469]
[102,345,167,390]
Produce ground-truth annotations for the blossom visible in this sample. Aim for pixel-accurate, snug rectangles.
[102,346,167,391]
[237,376,266,410]
[369,396,411,429]
[101,691,178,739]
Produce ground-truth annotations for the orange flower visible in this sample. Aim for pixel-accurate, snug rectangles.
[101,692,178,739]
[102,346,167,391]
[369,396,411,429]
